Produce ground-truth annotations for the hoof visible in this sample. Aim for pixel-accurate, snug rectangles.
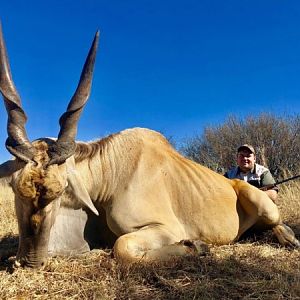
[273,224,300,248]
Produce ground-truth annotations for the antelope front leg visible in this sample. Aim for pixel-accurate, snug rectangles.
[113,226,209,264]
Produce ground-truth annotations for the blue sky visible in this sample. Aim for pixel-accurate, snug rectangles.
[1,1,300,162]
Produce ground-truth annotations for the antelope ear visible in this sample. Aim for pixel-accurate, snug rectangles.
[65,158,98,216]
[0,159,23,179]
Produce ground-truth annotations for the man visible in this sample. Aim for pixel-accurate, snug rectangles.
[224,144,278,203]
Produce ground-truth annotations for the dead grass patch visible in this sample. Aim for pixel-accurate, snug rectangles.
[0,181,300,299]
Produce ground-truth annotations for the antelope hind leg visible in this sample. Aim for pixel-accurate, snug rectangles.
[233,180,300,248]
[273,224,300,248]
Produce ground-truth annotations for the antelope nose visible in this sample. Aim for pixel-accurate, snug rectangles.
[15,257,48,269]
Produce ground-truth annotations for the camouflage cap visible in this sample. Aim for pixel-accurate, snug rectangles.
[237,144,255,154]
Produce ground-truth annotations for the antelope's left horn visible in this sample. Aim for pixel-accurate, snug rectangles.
[48,31,100,165]
[0,22,35,162]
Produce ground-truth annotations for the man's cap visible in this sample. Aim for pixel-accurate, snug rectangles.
[237,144,255,154]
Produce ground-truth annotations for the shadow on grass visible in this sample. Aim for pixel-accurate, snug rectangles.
[113,227,300,299]
[291,223,300,236]
[0,225,299,299]
[0,234,18,271]
[115,247,300,300]
[0,231,298,299]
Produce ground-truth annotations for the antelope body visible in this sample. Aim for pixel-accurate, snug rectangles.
[0,24,299,268]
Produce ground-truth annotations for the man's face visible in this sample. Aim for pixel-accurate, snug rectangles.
[237,149,256,173]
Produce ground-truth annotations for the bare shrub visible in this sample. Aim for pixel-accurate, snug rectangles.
[181,113,300,179]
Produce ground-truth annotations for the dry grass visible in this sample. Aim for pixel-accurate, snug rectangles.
[0,180,300,299]
[0,180,17,236]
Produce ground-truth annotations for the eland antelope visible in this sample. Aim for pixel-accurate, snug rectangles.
[0,24,299,269]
